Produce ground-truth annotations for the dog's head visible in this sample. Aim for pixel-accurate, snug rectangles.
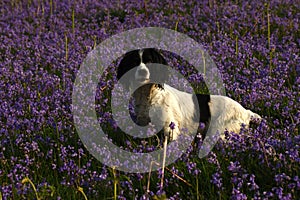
[116,48,168,90]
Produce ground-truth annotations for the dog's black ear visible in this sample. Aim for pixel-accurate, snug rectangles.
[116,50,140,89]
[143,48,168,65]
[153,50,167,65]
[117,50,139,80]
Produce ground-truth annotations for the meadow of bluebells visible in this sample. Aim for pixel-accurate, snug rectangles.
[0,0,299,199]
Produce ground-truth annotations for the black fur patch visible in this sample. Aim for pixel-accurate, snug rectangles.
[193,94,211,138]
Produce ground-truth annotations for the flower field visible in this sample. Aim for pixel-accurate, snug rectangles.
[0,0,299,199]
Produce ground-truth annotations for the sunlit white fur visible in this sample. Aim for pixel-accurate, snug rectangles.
[133,84,262,141]
[208,95,261,140]
[148,84,199,140]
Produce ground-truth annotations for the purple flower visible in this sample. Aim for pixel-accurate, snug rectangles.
[275,173,291,184]
[211,172,223,189]
[228,161,242,173]
[231,188,247,200]
[247,174,259,191]
[169,121,176,130]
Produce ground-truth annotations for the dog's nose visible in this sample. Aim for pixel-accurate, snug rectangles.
[138,68,148,77]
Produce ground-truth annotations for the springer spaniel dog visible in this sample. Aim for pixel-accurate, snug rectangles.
[131,83,262,141]
[116,48,261,142]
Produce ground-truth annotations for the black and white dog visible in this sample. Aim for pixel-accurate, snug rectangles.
[117,49,261,141]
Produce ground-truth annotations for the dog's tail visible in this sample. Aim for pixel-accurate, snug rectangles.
[248,110,262,123]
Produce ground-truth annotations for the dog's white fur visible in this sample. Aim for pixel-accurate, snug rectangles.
[207,94,261,140]
[132,83,262,141]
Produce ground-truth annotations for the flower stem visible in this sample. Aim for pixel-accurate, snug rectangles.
[266,3,273,74]
[72,6,75,34]
[113,167,118,200]
[160,135,168,189]
[65,33,68,61]
[201,50,206,75]
[77,186,88,200]
[21,177,41,200]
[49,0,53,16]
[235,35,238,56]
